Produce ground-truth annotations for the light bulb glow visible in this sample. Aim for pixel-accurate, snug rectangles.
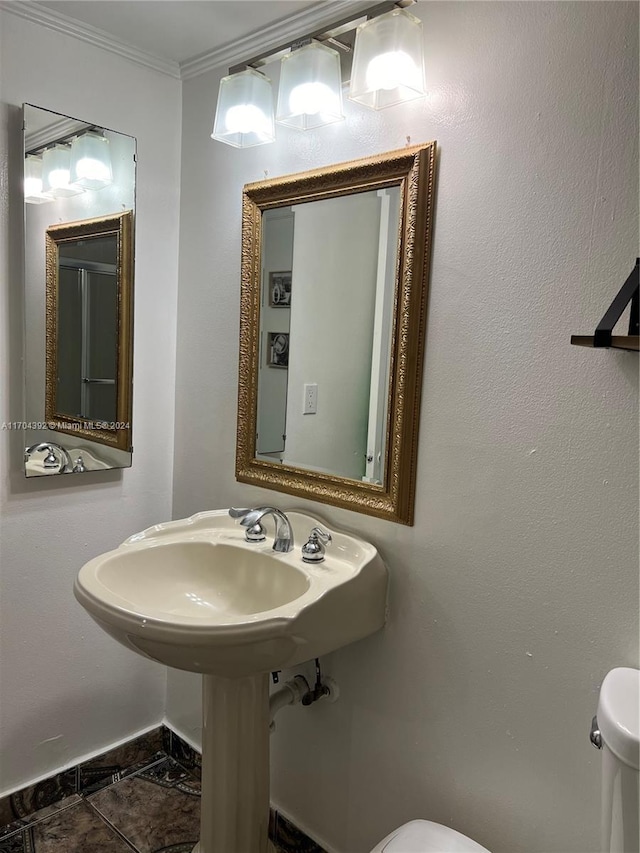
[70,133,112,190]
[42,144,84,197]
[225,104,270,136]
[48,167,71,189]
[25,175,43,195]
[366,50,420,92]
[349,8,426,109]
[75,157,111,182]
[288,82,338,117]
[24,155,52,203]
[212,68,275,147]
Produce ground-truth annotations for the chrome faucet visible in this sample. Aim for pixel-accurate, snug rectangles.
[229,507,294,553]
[25,442,73,473]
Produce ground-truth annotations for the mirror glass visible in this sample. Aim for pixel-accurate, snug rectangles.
[23,104,136,477]
[257,187,400,485]
[237,144,437,524]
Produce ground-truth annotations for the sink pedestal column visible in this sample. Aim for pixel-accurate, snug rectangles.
[193,672,270,853]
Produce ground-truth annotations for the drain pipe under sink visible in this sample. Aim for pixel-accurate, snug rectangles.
[269,673,339,732]
[270,675,309,732]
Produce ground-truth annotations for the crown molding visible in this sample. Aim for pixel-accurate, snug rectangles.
[179,0,375,80]
[0,1,182,79]
[25,115,88,152]
[1,0,378,83]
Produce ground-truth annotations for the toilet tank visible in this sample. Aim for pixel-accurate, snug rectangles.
[595,668,639,853]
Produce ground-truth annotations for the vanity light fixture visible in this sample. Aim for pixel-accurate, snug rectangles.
[41,144,84,198]
[212,67,276,148]
[69,131,113,190]
[210,0,424,148]
[276,41,344,130]
[349,7,425,108]
[24,154,52,204]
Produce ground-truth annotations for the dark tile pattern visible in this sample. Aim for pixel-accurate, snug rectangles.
[0,797,82,844]
[273,812,326,853]
[89,759,199,853]
[269,807,278,843]
[162,730,201,780]
[0,833,26,853]
[26,801,133,853]
[80,729,164,795]
[0,727,164,831]
[0,725,324,853]
[1,769,77,826]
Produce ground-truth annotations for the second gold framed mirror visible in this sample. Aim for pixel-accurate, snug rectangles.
[236,143,436,525]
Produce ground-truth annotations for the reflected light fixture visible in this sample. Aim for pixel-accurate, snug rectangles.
[210,0,425,148]
[276,41,344,130]
[70,131,113,190]
[41,144,84,198]
[24,154,52,204]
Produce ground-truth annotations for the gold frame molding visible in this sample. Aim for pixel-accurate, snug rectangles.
[45,211,134,452]
[236,143,437,525]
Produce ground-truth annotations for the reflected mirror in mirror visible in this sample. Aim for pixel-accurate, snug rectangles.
[237,144,437,524]
[23,104,136,477]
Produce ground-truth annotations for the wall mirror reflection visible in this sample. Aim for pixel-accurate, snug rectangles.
[236,143,436,524]
[23,104,136,478]
[45,212,133,452]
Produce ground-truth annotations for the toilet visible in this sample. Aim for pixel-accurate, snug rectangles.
[369,820,489,852]
[595,667,639,853]
[369,667,639,853]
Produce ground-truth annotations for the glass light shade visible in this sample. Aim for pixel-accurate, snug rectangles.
[70,132,113,190]
[349,8,426,110]
[24,154,52,204]
[276,41,344,131]
[42,144,84,197]
[212,68,275,148]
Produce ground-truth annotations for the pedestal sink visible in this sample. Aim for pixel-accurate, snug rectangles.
[74,509,388,853]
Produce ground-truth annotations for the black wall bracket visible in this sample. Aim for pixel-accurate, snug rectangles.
[571,259,639,351]
[593,258,639,347]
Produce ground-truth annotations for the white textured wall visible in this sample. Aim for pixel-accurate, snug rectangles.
[170,3,638,852]
[0,11,181,794]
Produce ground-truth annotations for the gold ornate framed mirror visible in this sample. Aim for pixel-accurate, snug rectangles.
[236,143,436,524]
[45,211,133,452]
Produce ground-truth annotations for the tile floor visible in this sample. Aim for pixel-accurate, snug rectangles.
[0,756,200,853]
[0,727,324,853]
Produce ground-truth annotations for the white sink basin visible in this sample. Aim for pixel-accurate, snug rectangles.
[74,509,388,677]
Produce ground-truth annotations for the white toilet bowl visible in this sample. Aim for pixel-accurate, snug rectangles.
[369,820,490,853]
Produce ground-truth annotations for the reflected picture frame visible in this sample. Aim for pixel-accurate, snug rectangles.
[266,332,289,368]
[268,271,292,307]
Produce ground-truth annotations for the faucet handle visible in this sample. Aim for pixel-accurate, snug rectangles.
[229,507,266,542]
[302,527,332,563]
[229,507,252,519]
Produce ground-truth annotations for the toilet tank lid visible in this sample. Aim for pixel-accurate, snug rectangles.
[597,667,640,770]
[381,820,490,853]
